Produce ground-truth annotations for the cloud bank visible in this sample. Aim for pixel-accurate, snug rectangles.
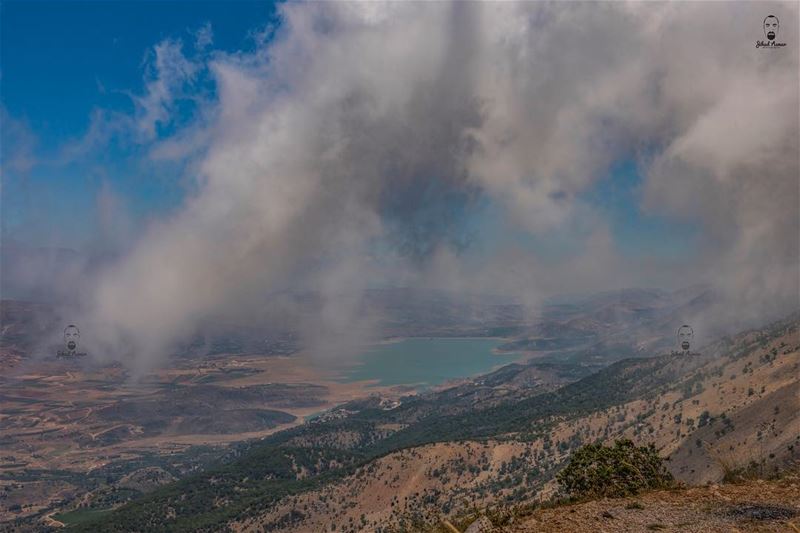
[52,1,798,369]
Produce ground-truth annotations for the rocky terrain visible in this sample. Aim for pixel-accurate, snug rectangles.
[509,475,800,533]
[221,314,799,532]
[371,474,800,532]
[42,311,795,533]
[2,290,797,532]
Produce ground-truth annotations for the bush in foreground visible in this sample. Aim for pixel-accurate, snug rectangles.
[557,439,673,499]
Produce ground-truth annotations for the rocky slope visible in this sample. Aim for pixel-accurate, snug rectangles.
[16,311,796,532]
[509,475,800,533]
[223,315,799,532]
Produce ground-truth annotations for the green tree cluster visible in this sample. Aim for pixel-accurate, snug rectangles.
[556,439,673,499]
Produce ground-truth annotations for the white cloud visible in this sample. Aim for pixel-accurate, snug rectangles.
[71,2,797,369]
[0,108,38,175]
[57,35,205,163]
[133,39,200,141]
[194,22,214,51]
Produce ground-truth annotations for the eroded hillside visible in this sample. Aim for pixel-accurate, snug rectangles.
[510,475,800,533]
[15,314,793,532]
[222,317,798,532]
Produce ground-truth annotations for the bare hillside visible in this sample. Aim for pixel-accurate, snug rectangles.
[223,318,799,533]
[510,475,800,533]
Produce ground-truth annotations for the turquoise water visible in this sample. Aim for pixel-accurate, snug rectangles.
[339,337,518,388]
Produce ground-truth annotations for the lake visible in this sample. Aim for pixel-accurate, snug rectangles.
[339,337,519,388]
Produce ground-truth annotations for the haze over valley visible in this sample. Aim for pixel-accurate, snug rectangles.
[1,1,798,531]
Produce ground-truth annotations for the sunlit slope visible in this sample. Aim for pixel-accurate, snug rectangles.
[78,314,799,532]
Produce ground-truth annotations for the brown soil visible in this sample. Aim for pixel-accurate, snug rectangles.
[513,476,800,533]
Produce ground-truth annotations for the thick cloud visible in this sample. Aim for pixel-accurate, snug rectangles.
[71,2,797,368]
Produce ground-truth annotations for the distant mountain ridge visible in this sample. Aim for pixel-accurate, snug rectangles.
[0,284,712,361]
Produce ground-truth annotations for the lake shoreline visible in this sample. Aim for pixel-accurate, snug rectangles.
[338,337,529,389]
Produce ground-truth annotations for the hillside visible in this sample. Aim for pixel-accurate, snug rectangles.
[508,475,800,533]
[0,288,685,530]
[60,313,799,533]
[226,314,799,532]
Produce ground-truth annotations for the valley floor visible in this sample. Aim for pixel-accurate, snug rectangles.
[511,475,800,533]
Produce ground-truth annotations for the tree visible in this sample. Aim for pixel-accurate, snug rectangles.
[556,439,673,499]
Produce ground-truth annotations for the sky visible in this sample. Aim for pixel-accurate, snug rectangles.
[4,0,693,257]
[1,1,279,248]
[1,1,798,369]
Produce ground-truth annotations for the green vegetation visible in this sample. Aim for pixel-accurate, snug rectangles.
[556,439,673,499]
[77,354,688,532]
[72,446,364,532]
[78,315,798,532]
[53,508,113,526]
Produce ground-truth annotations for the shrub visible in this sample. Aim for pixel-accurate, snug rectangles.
[556,439,673,499]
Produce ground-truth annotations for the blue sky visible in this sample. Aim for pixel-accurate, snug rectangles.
[584,159,697,259]
[1,0,697,263]
[2,1,276,147]
[1,1,278,249]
